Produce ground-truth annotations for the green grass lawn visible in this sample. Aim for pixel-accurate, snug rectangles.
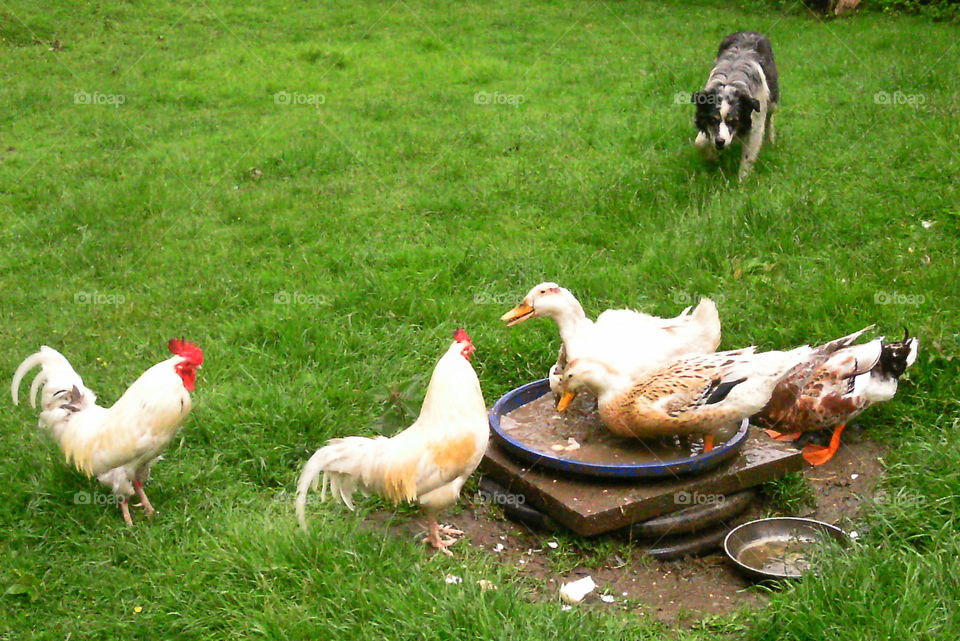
[1,0,958,638]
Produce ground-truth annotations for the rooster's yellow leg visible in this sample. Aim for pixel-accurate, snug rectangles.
[133,481,156,516]
[802,424,847,466]
[119,499,134,526]
[422,519,457,555]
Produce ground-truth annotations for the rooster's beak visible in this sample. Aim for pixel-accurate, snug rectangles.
[500,303,535,326]
[556,390,576,412]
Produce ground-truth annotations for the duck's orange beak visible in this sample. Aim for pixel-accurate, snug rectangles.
[556,390,576,412]
[500,302,535,326]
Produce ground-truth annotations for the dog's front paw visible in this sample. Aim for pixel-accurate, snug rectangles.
[695,132,719,162]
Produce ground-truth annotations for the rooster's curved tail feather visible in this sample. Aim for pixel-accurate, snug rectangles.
[12,346,88,411]
[295,436,403,531]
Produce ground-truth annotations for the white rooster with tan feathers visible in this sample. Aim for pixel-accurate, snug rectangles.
[297,329,488,555]
[11,339,204,525]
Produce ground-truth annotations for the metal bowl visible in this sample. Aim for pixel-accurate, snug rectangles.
[724,517,851,581]
[488,378,749,479]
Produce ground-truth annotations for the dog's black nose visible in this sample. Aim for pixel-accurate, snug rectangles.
[715,140,725,150]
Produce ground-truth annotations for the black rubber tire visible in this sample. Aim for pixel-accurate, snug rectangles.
[477,476,561,532]
[628,489,756,539]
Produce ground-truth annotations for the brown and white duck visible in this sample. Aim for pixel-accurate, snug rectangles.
[755,327,919,465]
[557,345,811,451]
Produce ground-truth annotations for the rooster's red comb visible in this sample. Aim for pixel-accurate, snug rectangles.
[168,338,204,365]
[453,328,471,344]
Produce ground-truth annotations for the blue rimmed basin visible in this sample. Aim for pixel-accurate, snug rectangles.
[488,379,748,479]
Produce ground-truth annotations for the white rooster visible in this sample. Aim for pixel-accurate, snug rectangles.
[297,329,488,555]
[11,339,204,525]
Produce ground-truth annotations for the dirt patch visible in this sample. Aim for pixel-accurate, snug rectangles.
[372,427,887,626]
[795,425,887,529]
[455,507,763,623]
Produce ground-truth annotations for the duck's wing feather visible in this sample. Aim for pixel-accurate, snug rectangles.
[633,349,757,416]
[758,330,880,432]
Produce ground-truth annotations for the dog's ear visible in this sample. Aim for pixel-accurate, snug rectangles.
[691,91,704,106]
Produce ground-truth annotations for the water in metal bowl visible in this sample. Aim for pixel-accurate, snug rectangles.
[724,517,851,581]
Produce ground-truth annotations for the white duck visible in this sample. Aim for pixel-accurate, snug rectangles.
[500,282,722,396]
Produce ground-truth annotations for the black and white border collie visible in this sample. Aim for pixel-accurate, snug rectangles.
[693,31,779,180]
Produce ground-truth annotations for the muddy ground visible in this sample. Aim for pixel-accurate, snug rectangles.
[378,426,887,626]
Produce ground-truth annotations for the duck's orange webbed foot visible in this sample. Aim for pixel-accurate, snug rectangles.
[802,424,847,466]
[703,434,715,453]
[764,429,802,442]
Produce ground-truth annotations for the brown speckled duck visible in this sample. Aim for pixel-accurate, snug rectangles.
[755,327,919,466]
[558,345,812,451]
